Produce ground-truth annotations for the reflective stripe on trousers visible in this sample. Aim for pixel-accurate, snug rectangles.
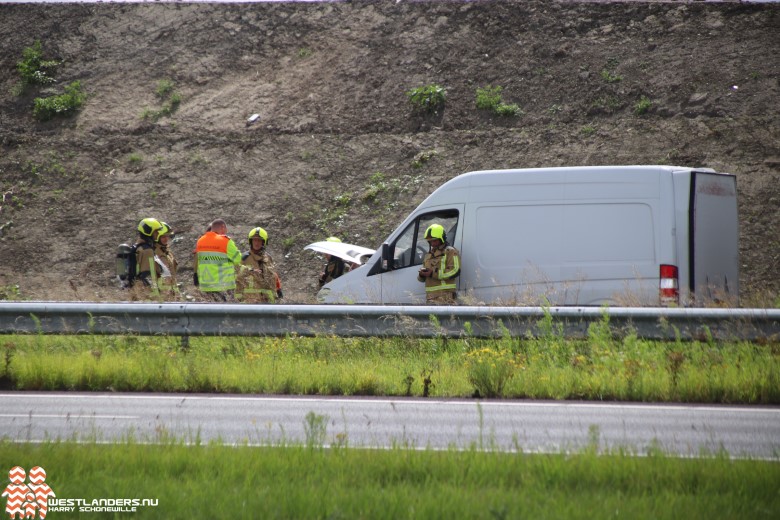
[238,287,276,302]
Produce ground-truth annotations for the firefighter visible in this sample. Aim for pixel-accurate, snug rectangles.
[238,227,283,303]
[152,221,179,299]
[318,236,349,287]
[128,217,162,299]
[417,223,460,304]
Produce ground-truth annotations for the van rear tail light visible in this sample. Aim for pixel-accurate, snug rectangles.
[660,264,679,305]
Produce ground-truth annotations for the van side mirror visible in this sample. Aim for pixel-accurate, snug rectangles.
[381,243,392,272]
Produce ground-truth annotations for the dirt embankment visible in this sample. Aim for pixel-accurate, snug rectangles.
[0,1,778,304]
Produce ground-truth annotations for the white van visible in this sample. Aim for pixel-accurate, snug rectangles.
[318,166,739,306]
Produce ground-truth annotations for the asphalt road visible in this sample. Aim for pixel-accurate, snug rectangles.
[2,393,778,458]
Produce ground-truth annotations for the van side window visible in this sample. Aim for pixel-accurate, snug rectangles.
[390,211,459,270]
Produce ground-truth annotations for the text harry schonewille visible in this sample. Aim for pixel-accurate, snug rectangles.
[47,498,158,513]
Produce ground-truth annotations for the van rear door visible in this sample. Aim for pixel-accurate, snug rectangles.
[689,172,739,304]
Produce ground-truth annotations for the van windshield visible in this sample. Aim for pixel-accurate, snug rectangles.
[391,211,458,270]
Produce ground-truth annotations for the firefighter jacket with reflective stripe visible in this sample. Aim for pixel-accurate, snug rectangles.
[418,244,460,296]
[195,231,242,292]
[134,240,155,287]
[238,249,281,303]
[153,243,179,296]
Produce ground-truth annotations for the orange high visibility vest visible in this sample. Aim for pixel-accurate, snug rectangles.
[196,232,241,292]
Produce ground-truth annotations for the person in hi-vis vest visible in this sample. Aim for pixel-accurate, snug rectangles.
[194,219,243,302]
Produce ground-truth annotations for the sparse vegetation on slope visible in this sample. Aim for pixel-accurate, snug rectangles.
[0,1,777,304]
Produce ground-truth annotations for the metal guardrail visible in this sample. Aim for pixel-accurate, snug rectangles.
[0,302,779,341]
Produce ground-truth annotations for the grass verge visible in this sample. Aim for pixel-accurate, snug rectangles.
[2,440,778,519]
[2,328,779,403]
